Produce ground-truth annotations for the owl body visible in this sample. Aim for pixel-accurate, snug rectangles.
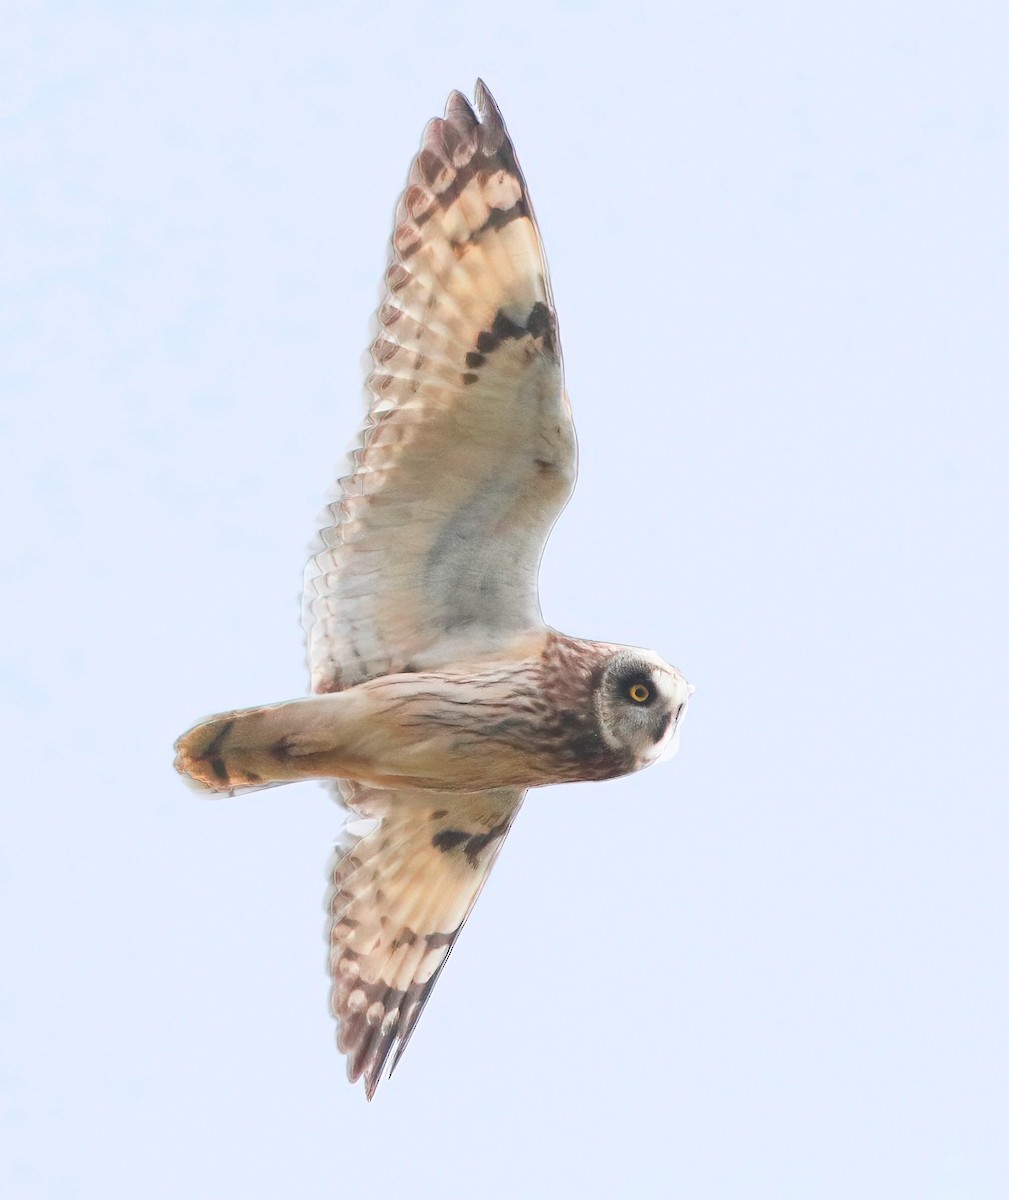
[174,82,691,1098]
[177,631,688,794]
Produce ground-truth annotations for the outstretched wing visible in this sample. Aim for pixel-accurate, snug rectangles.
[305,81,576,694]
[328,781,524,1098]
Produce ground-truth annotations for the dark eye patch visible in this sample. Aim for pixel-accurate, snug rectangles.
[648,709,672,742]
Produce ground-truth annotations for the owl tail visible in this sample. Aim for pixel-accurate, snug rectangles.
[173,695,361,795]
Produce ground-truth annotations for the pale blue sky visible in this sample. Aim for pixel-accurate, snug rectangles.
[2,3,1007,1197]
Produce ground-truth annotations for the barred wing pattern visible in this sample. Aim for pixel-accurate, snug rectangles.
[329,781,524,1098]
[304,81,576,695]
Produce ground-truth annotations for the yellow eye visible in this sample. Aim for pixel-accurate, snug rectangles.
[628,683,650,703]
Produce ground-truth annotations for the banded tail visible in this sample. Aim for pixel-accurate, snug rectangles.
[174,696,358,795]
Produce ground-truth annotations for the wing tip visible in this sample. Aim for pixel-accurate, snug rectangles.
[444,88,477,125]
[472,78,497,118]
[343,1025,393,1102]
[472,78,507,152]
[435,80,507,156]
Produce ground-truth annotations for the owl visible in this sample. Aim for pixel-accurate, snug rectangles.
[175,81,691,1098]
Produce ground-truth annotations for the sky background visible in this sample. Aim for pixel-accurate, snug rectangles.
[2,2,1007,1197]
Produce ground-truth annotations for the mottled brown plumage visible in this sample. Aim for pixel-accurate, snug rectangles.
[303,82,571,696]
[174,82,691,1098]
[326,783,521,1098]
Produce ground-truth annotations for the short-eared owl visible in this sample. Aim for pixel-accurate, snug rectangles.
[175,81,691,1098]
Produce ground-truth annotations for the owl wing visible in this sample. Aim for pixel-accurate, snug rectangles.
[304,81,577,693]
[329,780,524,1099]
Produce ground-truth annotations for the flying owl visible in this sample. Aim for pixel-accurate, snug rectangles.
[175,81,691,1099]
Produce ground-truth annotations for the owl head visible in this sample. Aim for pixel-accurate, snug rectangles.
[592,647,692,771]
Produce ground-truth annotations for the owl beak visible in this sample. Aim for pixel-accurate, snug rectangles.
[656,688,689,763]
[658,725,682,762]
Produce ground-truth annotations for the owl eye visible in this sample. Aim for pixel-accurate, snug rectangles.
[628,682,651,704]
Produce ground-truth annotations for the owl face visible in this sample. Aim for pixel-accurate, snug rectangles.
[593,649,691,771]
